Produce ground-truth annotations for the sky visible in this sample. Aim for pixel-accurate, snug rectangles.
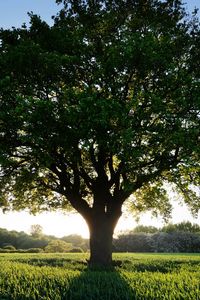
[0,198,199,238]
[0,0,199,29]
[0,0,60,29]
[0,0,199,237]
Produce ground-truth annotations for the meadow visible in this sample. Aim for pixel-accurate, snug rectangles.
[0,253,199,300]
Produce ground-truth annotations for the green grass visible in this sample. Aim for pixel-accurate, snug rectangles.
[0,253,199,299]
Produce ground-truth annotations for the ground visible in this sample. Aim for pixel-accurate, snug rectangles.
[0,253,199,299]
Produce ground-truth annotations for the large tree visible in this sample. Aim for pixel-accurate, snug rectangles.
[0,0,199,266]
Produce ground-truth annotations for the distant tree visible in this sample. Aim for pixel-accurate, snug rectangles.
[133,225,158,234]
[62,234,84,247]
[115,222,200,253]
[162,221,200,233]
[152,231,200,253]
[0,228,18,248]
[45,240,72,253]
[151,232,179,252]
[114,232,153,252]
[0,0,199,266]
[15,233,47,249]
[30,224,43,238]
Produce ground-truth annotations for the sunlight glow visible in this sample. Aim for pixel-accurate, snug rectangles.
[0,201,199,238]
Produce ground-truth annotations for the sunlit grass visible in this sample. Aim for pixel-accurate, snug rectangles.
[0,253,199,300]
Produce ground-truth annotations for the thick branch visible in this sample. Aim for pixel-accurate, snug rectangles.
[71,162,80,193]
[65,191,91,220]
[108,155,115,179]
[79,167,94,189]
[89,144,98,172]
[49,162,73,195]
[108,161,123,188]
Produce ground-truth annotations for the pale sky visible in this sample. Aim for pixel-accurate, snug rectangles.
[0,197,199,238]
[0,0,200,237]
[0,0,199,29]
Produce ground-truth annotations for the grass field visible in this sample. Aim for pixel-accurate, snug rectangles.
[0,253,199,299]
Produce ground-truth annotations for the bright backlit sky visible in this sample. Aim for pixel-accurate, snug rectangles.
[0,199,199,238]
[0,0,199,238]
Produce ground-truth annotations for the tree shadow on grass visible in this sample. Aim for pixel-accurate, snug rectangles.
[3,258,135,300]
[5,257,200,299]
[61,266,135,300]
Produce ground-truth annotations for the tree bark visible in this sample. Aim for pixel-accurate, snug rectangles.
[87,210,121,268]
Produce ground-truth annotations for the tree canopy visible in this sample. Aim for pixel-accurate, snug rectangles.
[0,0,200,266]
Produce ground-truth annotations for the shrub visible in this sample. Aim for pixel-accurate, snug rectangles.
[3,245,16,250]
[70,247,84,253]
[24,248,44,253]
[45,240,72,253]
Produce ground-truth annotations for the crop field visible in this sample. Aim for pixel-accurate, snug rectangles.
[0,253,199,300]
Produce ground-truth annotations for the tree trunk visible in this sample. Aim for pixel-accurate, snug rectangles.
[87,212,121,268]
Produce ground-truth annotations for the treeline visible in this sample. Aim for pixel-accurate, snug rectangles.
[0,228,89,253]
[0,221,200,253]
[113,222,200,253]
